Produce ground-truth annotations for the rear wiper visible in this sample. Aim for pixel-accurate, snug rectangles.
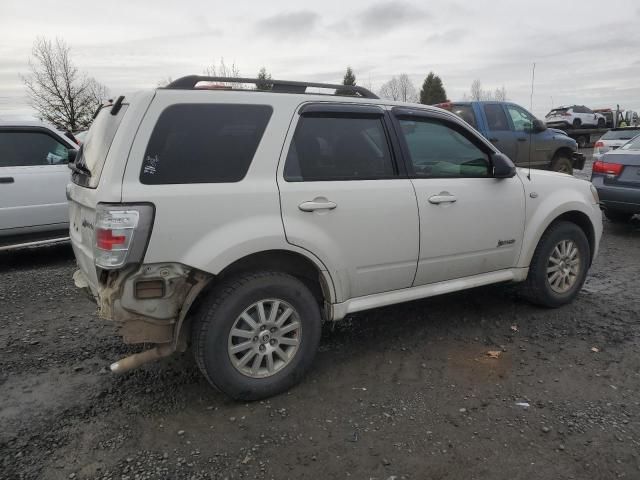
[67,148,92,177]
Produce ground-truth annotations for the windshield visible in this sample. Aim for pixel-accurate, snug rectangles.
[602,128,640,140]
[620,134,640,150]
[72,105,128,188]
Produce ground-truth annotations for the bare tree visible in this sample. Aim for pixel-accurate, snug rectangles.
[379,74,418,102]
[379,77,401,101]
[397,74,418,103]
[22,37,110,131]
[470,79,484,101]
[204,57,241,88]
[494,85,508,101]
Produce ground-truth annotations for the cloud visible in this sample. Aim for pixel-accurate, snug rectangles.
[255,11,320,38]
[425,28,467,44]
[357,1,429,33]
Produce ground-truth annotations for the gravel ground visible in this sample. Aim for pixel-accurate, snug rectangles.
[2,155,640,480]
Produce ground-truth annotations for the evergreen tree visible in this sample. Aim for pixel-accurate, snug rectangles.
[337,66,356,95]
[419,72,447,105]
[256,67,272,91]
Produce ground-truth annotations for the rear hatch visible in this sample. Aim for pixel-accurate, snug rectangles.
[67,99,133,292]
[545,108,569,122]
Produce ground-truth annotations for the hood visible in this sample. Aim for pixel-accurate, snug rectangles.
[548,128,568,136]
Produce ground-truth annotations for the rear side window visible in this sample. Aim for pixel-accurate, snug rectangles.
[141,104,272,184]
[0,130,69,167]
[483,104,509,131]
[284,115,395,181]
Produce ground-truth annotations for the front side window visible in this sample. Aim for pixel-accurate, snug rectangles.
[506,105,535,132]
[284,115,395,181]
[141,104,272,184]
[0,131,69,167]
[398,118,490,178]
[483,104,509,131]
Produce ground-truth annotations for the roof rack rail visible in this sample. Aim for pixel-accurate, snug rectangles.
[164,76,379,99]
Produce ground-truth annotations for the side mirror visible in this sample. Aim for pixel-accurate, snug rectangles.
[532,119,547,132]
[67,148,78,163]
[492,152,517,178]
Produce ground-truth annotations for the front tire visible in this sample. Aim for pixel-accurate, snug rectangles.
[551,155,573,175]
[521,221,590,308]
[192,272,322,400]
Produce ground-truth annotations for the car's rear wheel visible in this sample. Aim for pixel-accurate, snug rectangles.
[597,118,605,128]
[520,221,590,308]
[572,118,581,128]
[551,155,573,175]
[192,271,322,400]
[604,210,633,224]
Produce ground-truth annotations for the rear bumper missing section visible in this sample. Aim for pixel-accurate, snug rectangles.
[74,263,212,345]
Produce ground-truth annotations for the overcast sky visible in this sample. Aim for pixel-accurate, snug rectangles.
[1,0,639,119]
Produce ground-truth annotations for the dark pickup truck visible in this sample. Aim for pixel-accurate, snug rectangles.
[435,101,585,175]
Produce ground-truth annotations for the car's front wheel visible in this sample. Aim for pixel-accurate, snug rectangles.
[192,271,322,400]
[551,155,573,175]
[521,221,590,307]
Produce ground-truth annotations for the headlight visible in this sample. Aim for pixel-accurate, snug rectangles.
[590,184,600,205]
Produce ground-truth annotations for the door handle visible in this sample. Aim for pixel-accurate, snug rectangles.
[428,194,457,204]
[298,199,337,212]
[517,137,527,142]
[0,177,15,184]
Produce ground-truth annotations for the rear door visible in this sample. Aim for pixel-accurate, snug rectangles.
[0,128,73,236]
[481,103,518,162]
[277,104,419,301]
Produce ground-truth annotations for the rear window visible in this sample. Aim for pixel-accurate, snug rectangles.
[620,135,640,151]
[141,104,272,184]
[73,105,128,188]
[546,108,568,117]
[448,105,477,129]
[601,128,640,140]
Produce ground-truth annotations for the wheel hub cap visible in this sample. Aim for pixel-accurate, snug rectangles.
[227,299,301,379]
[546,239,581,294]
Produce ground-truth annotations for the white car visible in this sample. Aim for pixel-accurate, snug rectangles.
[545,105,606,129]
[593,127,640,161]
[68,77,603,400]
[0,121,77,249]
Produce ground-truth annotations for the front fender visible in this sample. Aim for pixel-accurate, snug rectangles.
[517,185,601,268]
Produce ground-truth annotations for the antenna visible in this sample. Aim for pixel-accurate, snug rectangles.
[527,62,536,181]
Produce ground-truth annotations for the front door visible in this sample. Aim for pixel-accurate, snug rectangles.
[391,110,525,286]
[0,129,71,235]
[277,104,419,301]
[504,103,550,169]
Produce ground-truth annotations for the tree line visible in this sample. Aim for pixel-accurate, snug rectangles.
[22,37,507,132]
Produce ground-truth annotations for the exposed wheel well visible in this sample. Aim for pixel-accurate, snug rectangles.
[548,211,596,265]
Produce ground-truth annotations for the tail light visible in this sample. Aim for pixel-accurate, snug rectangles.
[593,141,608,155]
[592,160,623,177]
[94,203,154,269]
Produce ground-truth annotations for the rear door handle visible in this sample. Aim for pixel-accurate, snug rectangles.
[428,194,457,204]
[0,177,14,184]
[298,199,337,212]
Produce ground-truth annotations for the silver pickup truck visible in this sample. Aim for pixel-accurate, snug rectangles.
[0,121,77,250]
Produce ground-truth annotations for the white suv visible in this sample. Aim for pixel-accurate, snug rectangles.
[0,121,77,249]
[545,105,606,129]
[68,77,603,400]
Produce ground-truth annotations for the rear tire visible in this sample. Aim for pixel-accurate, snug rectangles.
[192,271,322,401]
[572,118,581,128]
[551,155,573,175]
[604,210,633,224]
[597,118,605,128]
[520,221,590,308]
